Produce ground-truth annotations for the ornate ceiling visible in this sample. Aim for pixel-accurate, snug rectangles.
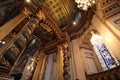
[32,0,77,30]
[0,0,94,34]
[31,0,94,37]
[0,0,94,54]
[0,0,94,42]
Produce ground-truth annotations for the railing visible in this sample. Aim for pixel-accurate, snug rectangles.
[86,65,120,80]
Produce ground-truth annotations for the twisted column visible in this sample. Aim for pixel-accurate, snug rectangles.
[62,43,69,80]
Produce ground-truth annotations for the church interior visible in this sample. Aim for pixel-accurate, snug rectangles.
[0,0,120,80]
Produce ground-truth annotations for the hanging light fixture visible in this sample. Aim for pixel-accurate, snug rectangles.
[26,0,31,3]
[75,0,95,10]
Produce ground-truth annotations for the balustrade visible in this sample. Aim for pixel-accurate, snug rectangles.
[86,65,120,80]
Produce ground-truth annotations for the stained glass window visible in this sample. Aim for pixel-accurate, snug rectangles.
[90,31,119,70]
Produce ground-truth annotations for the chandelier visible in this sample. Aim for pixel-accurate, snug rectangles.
[75,0,95,10]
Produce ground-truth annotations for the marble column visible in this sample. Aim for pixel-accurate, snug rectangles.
[56,45,64,80]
